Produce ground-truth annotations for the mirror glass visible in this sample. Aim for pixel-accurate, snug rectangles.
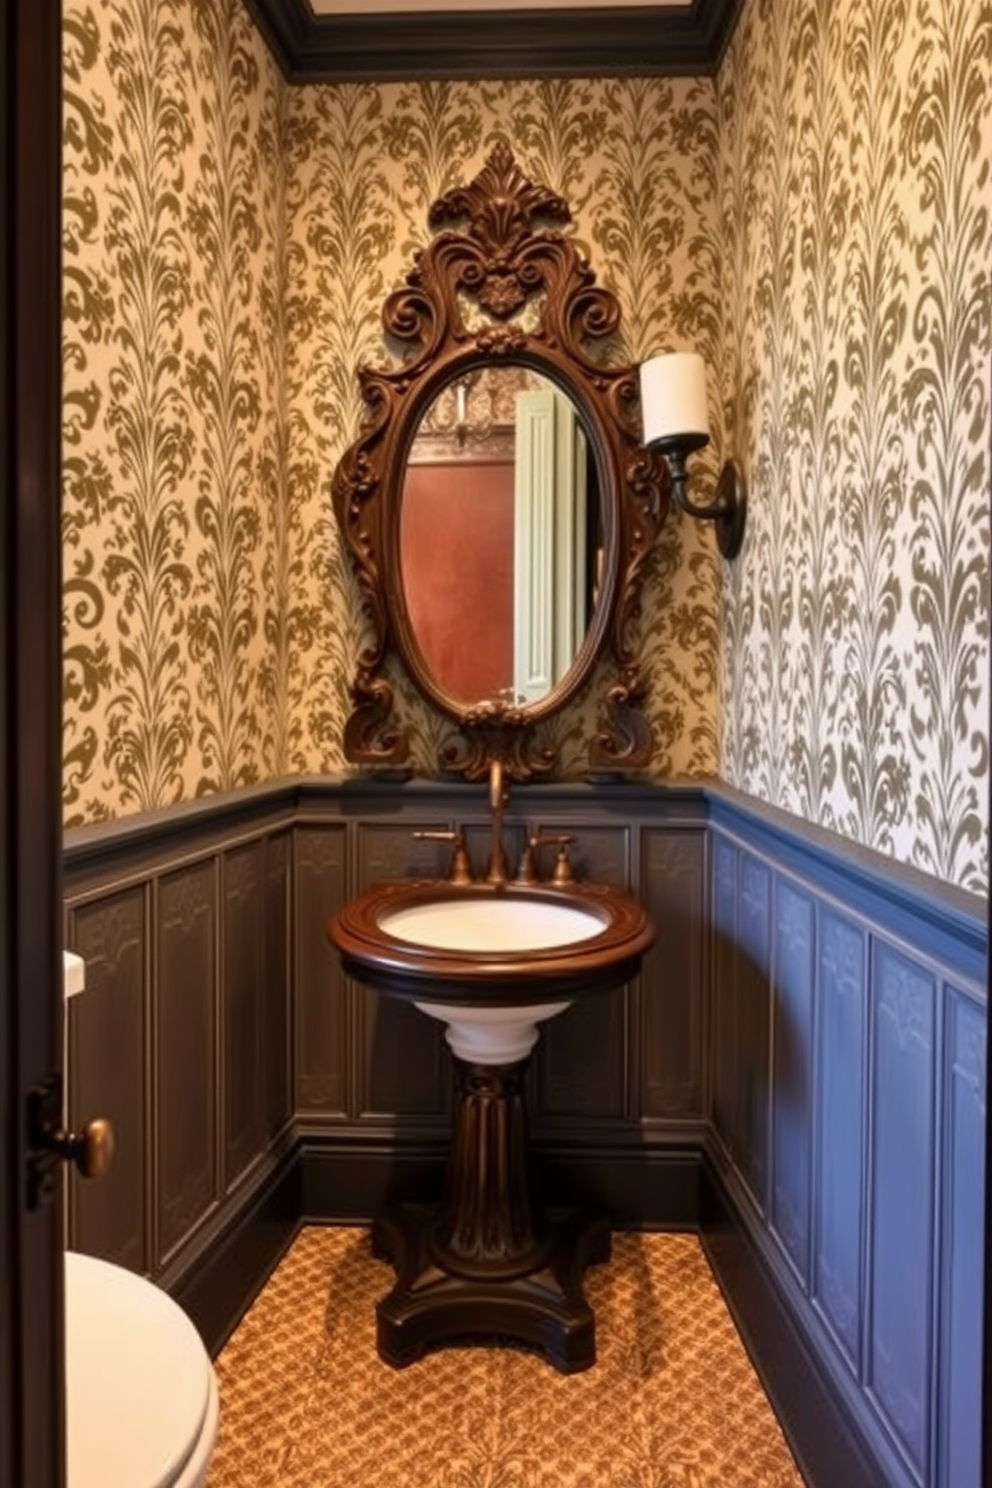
[399,366,603,709]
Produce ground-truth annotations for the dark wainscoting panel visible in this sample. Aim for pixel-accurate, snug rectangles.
[353,817,453,1121]
[263,833,292,1143]
[63,790,298,1299]
[222,843,264,1191]
[222,835,292,1191]
[535,987,628,1122]
[639,826,707,1121]
[62,780,710,1280]
[60,778,985,1488]
[360,986,451,1119]
[704,789,986,1488]
[293,822,348,1116]
[533,820,632,1126]
[66,886,148,1273]
[157,858,218,1265]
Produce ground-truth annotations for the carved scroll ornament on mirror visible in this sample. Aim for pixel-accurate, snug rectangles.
[331,141,670,782]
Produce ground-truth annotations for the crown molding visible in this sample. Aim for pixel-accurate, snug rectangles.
[239,0,744,82]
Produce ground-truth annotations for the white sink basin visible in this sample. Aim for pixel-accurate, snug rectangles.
[378,895,611,1063]
[377,896,608,953]
[330,879,654,1068]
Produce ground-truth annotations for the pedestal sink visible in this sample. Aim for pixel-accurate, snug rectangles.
[327,877,654,1373]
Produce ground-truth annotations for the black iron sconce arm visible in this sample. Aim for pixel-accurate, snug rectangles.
[650,434,747,561]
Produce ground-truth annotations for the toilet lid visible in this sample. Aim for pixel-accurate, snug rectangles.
[65,1251,214,1488]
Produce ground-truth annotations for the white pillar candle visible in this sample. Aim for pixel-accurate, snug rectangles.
[639,352,710,445]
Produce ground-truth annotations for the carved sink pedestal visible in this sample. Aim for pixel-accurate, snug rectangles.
[371,1042,610,1374]
[328,878,653,1374]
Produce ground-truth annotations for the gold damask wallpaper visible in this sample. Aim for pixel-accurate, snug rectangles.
[61,0,992,894]
[280,76,720,781]
[62,0,719,820]
[63,0,288,820]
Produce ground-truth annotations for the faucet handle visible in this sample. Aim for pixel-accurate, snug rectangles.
[548,836,575,885]
[412,828,473,885]
[515,833,575,885]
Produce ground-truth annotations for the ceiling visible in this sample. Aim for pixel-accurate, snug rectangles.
[241,0,743,81]
[310,0,688,10]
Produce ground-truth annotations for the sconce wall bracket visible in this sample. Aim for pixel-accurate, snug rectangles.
[706,458,747,560]
[654,441,747,560]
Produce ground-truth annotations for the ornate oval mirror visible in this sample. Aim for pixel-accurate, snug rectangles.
[332,142,670,782]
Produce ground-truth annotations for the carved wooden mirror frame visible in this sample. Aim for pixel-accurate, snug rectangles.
[332,142,670,782]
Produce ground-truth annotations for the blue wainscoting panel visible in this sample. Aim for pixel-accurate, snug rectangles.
[708,792,987,1488]
[813,907,866,1372]
[711,835,739,1156]
[771,878,814,1283]
[867,942,936,1479]
[936,986,985,1488]
[737,855,772,1212]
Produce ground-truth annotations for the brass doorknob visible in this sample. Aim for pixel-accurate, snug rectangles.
[74,1117,115,1179]
[26,1076,116,1209]
[51,1116,116,1180]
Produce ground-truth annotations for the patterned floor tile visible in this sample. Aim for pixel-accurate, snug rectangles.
[208,1227,806,1488]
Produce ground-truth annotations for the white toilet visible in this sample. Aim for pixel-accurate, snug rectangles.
[63,953,220,1488]
[65,1251,220,1488]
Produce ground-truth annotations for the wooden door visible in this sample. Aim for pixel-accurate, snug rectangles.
[0,2,65,1485]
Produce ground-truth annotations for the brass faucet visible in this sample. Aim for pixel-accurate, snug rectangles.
[412,828,473,885]
[484,758,510,886]
[515,833,575,886]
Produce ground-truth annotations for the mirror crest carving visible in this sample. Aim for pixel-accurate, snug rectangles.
[332,142,669,782]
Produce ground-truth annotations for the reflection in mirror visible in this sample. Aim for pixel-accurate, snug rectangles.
[399,367,602,709]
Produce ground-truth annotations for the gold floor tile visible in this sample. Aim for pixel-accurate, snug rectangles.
[208,1227,806,1488]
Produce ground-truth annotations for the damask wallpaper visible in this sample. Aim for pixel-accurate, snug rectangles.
[718,0,992,893]
[280,76,720,782]
[61,0,992,894]
[63,0,288,821]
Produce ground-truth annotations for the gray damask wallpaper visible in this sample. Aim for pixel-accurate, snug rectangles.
[718,0,992,892]
[61,0,992,895]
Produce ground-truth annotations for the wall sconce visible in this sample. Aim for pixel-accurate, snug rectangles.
[639,352,747,559]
